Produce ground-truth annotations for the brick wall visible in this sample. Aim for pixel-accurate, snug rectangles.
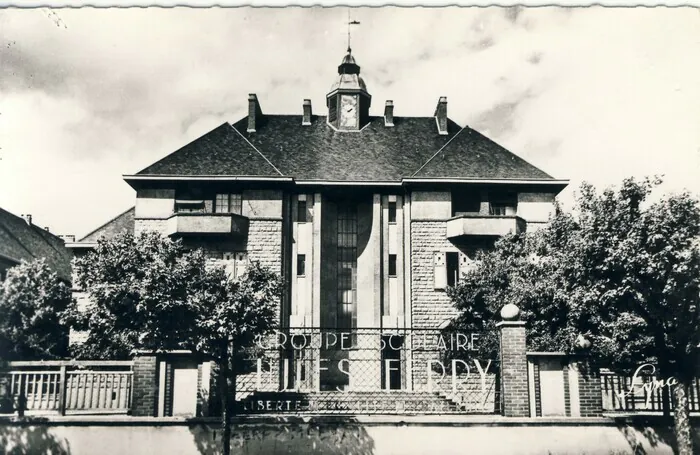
[577,362,603,417]
[410,221,459,329]
[131,355,158,417]
[533,361,541,417]
[563,365,571,416]
[497,321,529,417]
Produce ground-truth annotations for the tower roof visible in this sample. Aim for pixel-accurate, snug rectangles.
[330,48,368,95]
[338,48,360,75]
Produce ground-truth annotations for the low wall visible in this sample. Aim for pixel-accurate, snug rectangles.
[1,416,699,455]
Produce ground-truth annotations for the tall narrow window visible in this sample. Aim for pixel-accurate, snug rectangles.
[215,194,228,213]
[388,201,397,223]
[297,254,306,276]
[446,252,460,287]
[388,254,397,277]
[297,200,307,223]
[337,203,358,330]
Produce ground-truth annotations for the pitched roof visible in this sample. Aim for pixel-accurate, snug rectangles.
[0,208,73,280]
[135,115,555,182]
[137,123,282,177]
[79,206,135,243]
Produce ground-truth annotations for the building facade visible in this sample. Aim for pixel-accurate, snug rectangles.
[70,50,567,410]
[0,208,72,281]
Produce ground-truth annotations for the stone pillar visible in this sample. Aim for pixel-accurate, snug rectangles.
[131,354,159,417]
[496,304,529,417]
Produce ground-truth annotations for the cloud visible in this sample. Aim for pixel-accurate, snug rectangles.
[0,7,698,236]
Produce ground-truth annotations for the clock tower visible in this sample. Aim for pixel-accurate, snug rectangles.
[327,48,371,131]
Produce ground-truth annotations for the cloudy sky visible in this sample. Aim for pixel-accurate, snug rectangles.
[0,7,699,238]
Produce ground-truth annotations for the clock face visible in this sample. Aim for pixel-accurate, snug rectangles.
[339,95,358,128]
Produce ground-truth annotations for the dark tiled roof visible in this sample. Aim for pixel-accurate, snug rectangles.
[136,115,554,181]
[79,206,135,243]
[0,208,73,280]
[413,127,553,180]
[137,123,281,177]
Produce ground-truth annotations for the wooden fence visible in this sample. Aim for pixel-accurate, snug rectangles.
[600,369,700,413]
[1,360,134,415]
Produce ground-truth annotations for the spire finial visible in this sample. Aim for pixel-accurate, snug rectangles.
[347,10,360,54]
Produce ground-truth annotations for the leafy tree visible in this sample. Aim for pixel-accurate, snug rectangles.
[68,231,282,455]
[449,177,700,455]
[0,258,72,361]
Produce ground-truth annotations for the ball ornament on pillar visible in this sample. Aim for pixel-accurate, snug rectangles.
[575,334,592,350]
[500,303,521,321]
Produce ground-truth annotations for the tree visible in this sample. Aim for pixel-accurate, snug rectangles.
[448,177,700,455]
[0,258,72,361]
[68,231,282,455]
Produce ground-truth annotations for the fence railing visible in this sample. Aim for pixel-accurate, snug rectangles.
[1,360,134,415]
[236,327,499,415]
[600,369,700,413]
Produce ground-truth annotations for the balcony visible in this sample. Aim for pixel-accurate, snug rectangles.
[166,213,249,237]
[446,214,526,239]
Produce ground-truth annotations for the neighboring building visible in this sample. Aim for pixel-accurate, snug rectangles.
[70,50,567,408]
[0,208,72,281]
[64,206,134,344]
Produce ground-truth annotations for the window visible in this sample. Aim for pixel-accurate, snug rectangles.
[434,251,472,289]
[452,189,481,216]
[388,254,397,277]
[297,254,306,276]
[446,252,459,287]
[337,203,358,329]
[222,252,248,279]
[297,200,307,223]
[215,193,243,215]
[388,202,397,223]
[175,200,205,213]
[489,192,517,216]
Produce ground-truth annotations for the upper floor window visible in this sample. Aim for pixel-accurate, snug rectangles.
[489,192,517,216]
[175,200,205,213]
[388,201,397,223]
[452,190,481,217]
[215,193,243,215]
[297,198,307,223]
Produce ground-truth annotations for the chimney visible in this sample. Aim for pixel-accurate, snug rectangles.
[434,96,448,135]
[44,226,50,232]
[247,93,263,133]
[302,99,312,126]
[384,100,394,127]
[21,214,32,225]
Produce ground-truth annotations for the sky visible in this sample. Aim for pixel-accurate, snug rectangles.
[0,7,699,238]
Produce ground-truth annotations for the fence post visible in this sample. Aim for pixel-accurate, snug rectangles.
[496,304,530,417]
[58,365,67,416]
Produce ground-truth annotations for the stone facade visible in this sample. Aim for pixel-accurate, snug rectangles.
[247,219,283,274]
[134,219,168,237]
[410,221,459,329]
